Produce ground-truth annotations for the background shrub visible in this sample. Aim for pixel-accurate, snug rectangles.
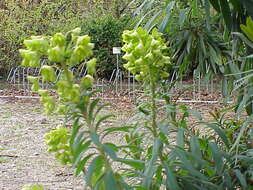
[82,15,130,79]
[0,0,85,76]
[0,0,131,78]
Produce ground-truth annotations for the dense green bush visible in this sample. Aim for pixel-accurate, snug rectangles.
[0,0,130,78]
[0,0,85,76]
[82,15,130,79]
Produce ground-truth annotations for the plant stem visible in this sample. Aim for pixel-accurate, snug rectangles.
[150,80,158,137]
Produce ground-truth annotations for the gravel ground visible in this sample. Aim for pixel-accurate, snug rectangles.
[0,96,133,190]
[0,99,84,190]
[0,92,236,190]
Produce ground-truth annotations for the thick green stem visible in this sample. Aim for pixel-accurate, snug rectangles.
[150,80,158,137]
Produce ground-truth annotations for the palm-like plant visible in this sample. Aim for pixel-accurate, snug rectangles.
[128,0,231,79]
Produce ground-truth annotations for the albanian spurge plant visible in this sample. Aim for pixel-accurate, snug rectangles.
[20,28,129,189]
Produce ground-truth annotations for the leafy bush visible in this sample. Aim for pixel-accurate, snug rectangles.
[0,0,84,75]
[20,27,253,189]
[130,0,231,79]
[82,15,130,79]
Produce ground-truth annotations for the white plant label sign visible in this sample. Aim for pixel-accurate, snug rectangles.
[113,47,121,54]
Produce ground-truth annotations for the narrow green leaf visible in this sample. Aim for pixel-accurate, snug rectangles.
[219,0,232,30]
[186,33,193,53]
[174,149,208,180]
[90,132,101,146]
[158,1,175,32]
[70,118,81,146]
[102,126,134,138]
[209,142,224,174]
[190,136,202,159]
[199,35,207,56]
[222,77,228,97]
[144,10,162,31]
[71,131,85,151]
[94,103,111,119]
[85,155,104,186]
[188,109,202,120]
[88,98,100,121]
[75,153,95,176]
[93,172,106,190]
[142,138,161,188]
[204,123,230,148]
[163,162,181,190]
[95,114,115,131]
[233,32,253,48]
[230,117,251,153]
[223,171,233,189]
[135,9,155,29]
[103,144,118,161]
[176,128,185,149]
[73,140,91,164]
[117,158,145,170]
[234,169,248,189]
[179,9,187,28]
[104,171,118,190]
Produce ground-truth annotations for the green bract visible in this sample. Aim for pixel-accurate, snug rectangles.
[122,28,171,82]
[81,75,94,89]
[87,58,97,75]
[77,35,91,46]
[48,46,65,63]
[51,33,66,47]
[27,76,39,91]
[19,49,40,67]
[24,36,49,54]
[40,65,56,82]
[44,126,72,165]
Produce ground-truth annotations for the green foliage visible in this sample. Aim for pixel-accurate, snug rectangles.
[85,0,132,18]
[208,0,253,31]
[223,17,253,116]
[168,110,253,189]
[82,15,130,78]
[241,17,253,42]
[0,0,84,75]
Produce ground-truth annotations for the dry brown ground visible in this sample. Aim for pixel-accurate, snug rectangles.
[0,85,237,190]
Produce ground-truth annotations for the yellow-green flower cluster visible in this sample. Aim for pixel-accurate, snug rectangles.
[122,28,171,82]
[44,126,72,165]
[19,28,97,115]
[47,28,94,66]
[20,36,49,67]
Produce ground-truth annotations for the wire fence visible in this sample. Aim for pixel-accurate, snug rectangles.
[6,60,224,103]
